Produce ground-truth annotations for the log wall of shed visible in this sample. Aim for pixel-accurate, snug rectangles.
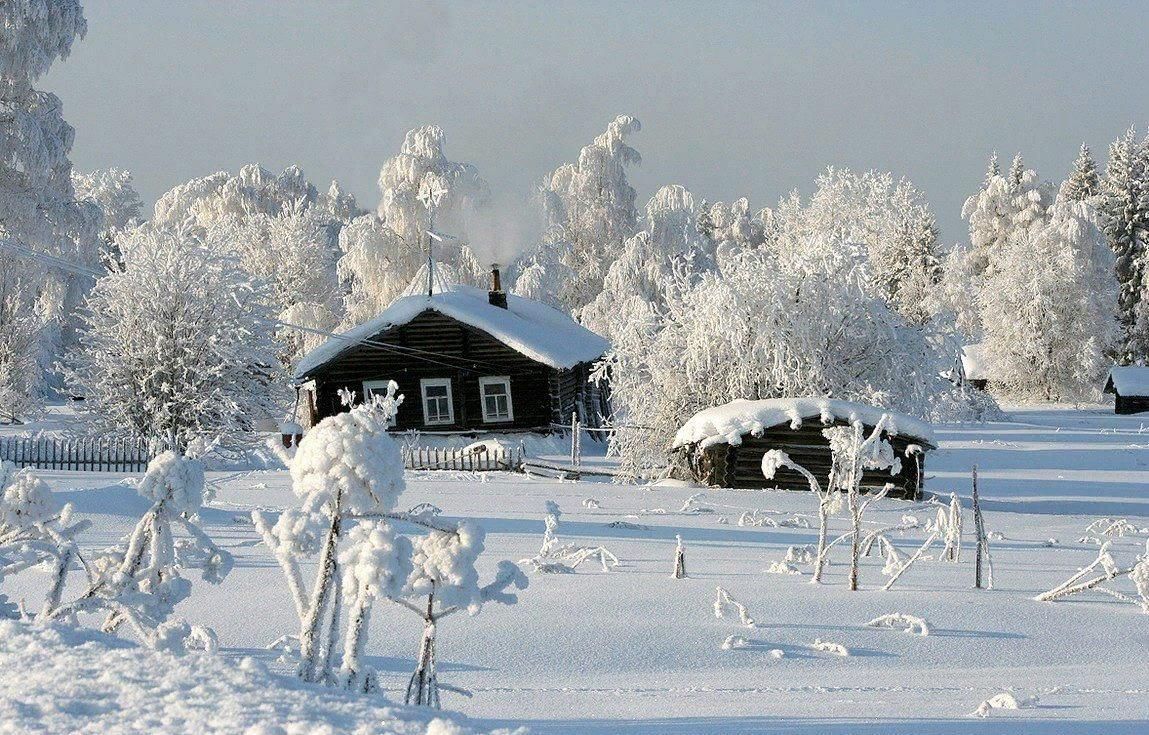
[685,421,926,500]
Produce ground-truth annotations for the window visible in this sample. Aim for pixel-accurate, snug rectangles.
[420,378,454,426]
[361,380,398,427]
[479,376,514,423]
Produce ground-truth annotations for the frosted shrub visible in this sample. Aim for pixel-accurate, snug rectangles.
[45,451,231,652]
[0,463,90,618]
[254,382,527,704]
[763,417,900,590]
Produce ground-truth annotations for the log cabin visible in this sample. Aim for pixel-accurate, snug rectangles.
[1104,366,1149,415]
[672,398,936,500]
[293,267,610,434]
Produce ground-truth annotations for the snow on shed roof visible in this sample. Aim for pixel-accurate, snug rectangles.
[294,283,610,380]
[672,398,936,450]
[961,343,989,381]
[1104,366,1149,397]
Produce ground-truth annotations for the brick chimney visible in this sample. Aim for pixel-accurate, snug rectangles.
[488,264,508,309]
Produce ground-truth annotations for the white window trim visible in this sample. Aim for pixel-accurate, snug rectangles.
[478,375,514,423]
[420,377,455,426]
[361,380,397,427]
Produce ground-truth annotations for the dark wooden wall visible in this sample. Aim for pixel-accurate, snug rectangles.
[681,421,927,500]
[308,309,604,432]
[1115,394,1149,415]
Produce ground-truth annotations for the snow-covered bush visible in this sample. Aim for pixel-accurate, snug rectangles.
[865,612,930,636]
[0,463,89,618]
[713,586,754,627]
[254,382,527,703]
[45,451,231,652]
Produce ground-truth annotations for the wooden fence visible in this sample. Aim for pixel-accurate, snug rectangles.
[402,445,524,472]
[0,436,158,473]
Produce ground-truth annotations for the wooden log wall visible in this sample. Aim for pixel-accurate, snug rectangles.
[684,421,927,500]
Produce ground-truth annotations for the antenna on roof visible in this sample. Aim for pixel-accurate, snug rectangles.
[418,173,451,299]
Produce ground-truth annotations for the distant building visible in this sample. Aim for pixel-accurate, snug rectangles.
[672,398,936,500]
[960,343,989,391]
[294,267,610,434]
[1103,367,1149,415]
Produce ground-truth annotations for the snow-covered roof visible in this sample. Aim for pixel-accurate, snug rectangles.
[961,343,989,381]
[671,398,936,450]
[1104,366,1149,397]
[294,282,610,380]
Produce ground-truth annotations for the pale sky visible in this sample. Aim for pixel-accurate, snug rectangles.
[46,0,1149,243]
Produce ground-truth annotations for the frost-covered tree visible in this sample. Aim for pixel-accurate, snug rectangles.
[581,184,712,343]
[336,213,420,326]
[979,196,1117,400]
[334,127,489,326]
[1097,127,1149,361]
[961,154,1054,280]
[606,222,959,478]
[72,168,143,260]
[153,164,341,232]
[0,0,100,414]
[517,115,642,312]
[1061,143,1100,203]
[207,202,342,368]
[64,226,281,448]
[954,155,1056,341]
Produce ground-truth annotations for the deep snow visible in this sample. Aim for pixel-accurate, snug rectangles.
[4,404,1149,734]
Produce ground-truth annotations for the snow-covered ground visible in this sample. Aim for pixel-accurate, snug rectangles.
[5,404,1149,733]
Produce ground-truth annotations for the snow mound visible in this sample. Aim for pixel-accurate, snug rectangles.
[865,613,930,636]
[811,638,850,657]
[0,621,511,734]
[972,691,1037,718]
[295,282,609,378]
[672,398,935,450]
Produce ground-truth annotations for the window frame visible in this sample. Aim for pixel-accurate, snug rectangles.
[361,380,398,427]
[478,375,514,423]
[419,377,455,426]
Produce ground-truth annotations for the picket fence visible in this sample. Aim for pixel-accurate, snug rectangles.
[402,445,524,472]
[0,436,158,473]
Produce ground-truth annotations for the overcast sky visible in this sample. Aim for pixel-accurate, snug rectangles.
[46,0,1149,243]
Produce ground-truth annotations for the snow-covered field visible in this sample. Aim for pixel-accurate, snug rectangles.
[5,405,1149,734]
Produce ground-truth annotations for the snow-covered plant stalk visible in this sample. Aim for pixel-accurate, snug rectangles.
[828,417,899,591]
[256,381,528,701]
[882,531,939,591]
[1034,541,1147,610]
[971,466,994,589]
[521,500,619,573]
[941,493,963,562]
[672,534,687,579]
[761,449,841,583]
[713,586,754,627]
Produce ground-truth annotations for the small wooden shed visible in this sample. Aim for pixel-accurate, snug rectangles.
[960,343,990,391]
[672,398,936,500]
[1104,367,1149,415]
